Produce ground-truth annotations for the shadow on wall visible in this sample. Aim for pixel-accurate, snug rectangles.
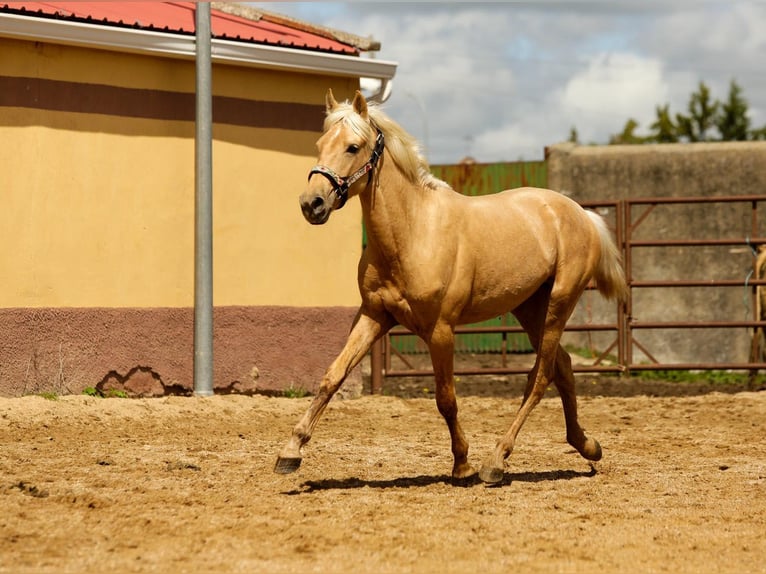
[0,75,322,155]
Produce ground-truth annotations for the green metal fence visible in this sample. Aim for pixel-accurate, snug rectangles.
[430,160,547,197]
[389,313,532,354]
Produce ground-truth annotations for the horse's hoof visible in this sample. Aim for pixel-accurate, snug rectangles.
[582,438,602,462]
[452,463,477,480]
[450,464,478,486]
[274,456,302,474]
[478,464,504,484]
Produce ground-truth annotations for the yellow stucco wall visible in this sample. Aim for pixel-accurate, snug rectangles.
[0,36,363,308]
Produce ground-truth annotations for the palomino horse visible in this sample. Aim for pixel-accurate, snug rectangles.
[750,246,766,367]
[275,90,627,484]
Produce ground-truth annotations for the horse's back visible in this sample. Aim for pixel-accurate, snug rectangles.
[495,186,583,212]
[460,186,592,244]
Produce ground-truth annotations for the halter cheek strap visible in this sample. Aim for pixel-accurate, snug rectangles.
[308,130,385,210]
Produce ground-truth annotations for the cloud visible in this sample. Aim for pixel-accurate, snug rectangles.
[348,6,519,161]
[558,53,668,142]
[473,123,543,163]
[252,2,766,163]
[637,2,766,122]
[468,52,669,162]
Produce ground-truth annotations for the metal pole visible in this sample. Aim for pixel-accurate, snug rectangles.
[193,3,213,397]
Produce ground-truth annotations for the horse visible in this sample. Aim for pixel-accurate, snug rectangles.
[275,89,628,484]
[750,246,766,371]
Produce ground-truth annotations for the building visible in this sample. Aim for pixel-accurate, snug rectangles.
[0,2,397,396]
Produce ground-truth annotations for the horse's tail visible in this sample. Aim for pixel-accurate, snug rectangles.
[586,211,628,302]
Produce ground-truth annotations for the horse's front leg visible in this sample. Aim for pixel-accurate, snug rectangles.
[274,309,393,474]
[428,323,476,480]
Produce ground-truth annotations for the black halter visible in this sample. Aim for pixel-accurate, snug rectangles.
[308,130,385,209]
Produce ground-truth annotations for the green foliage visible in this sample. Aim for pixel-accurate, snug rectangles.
[610,118,650,145]
[629,369,755,385]
[649,104,679,143]
[283,384,309,399]
[676,81,720,142]
[82,387,128,399]
[36,392,59,401]
[609,79,766,145]
[567,126,579,144]
[564,349,759,386]
[716,80,750,141]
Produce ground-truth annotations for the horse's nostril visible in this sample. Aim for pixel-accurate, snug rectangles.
[310,196,324,212]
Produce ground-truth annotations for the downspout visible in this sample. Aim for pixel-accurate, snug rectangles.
[365,77,393,103]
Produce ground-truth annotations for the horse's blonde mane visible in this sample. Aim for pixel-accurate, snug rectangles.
[324,100,451,191]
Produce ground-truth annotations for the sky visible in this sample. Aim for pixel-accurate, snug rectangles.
[250,1,766,165]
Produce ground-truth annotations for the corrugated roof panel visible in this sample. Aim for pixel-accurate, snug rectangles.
[0,1,358,54]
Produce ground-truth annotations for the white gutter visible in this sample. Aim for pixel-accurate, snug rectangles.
[0,12,397,81]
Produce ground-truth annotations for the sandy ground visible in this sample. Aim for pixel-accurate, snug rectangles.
[1,381,765,573]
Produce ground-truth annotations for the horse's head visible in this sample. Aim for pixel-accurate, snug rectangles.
[300,89,383,225]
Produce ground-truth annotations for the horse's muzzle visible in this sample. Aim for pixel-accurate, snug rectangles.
[299,193,332,225]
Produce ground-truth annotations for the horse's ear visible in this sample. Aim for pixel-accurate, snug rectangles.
[325,89,339,113]
[352,90,368,119]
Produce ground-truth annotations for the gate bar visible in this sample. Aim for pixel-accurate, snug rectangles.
[372,195,766,390]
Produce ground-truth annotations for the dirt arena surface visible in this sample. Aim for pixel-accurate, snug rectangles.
[1,379,765,573]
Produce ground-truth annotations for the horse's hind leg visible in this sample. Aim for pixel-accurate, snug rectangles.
[479,338,559,483]
[479,284,589,484]
[428,323,476,480]
[513,293,602,462]
[553,347,602,461]
[477,287,554,483]
[275,309,394,474]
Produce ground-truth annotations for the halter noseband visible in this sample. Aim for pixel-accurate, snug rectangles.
[308,129,385,210]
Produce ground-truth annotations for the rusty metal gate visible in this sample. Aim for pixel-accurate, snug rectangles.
[369,195,766,392]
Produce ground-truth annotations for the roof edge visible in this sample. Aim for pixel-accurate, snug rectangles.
[210,2,381,52]
[0,12,397,80]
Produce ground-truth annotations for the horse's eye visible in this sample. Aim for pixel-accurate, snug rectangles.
[346,144,360,154]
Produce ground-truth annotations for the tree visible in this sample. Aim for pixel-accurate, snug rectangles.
[609,118,647,145]
[608,79,763,145]
[716,80,750,141]
[567,126,580,144]
[675,81,720,142]
[649,104,679,143]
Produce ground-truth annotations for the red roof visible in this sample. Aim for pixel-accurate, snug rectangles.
[0,1,358,54]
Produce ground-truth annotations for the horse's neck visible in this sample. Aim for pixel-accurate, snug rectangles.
[360,163,426,265]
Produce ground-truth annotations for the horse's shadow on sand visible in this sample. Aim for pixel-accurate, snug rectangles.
[283,465,597,494]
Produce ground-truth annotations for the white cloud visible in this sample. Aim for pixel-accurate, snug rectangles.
[638,2,766,125]
[559,53,668,142]
[473,124,544,163]
[252,2,766,163]
[347,7,519,161]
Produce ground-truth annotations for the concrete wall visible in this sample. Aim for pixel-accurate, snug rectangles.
[0,36,364,396]
[547,142,766,367]
[548,141,766,201]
